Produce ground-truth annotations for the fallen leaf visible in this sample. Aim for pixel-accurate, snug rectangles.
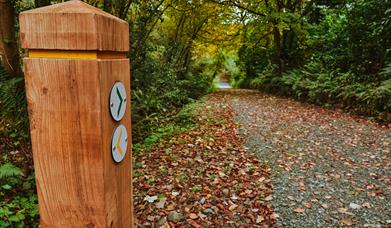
[264,195,273,201]
[270,213,279,219]
[147,215,156,221]
[341,217,354,226]
[171,191,180,197]
[366,184,374,189]
[245,189,253,195]
[231,194,239,200]
[256,215,264,223]
[229,204,238,211]
[338,208,348,213]
[144,195,158,203]
[218,171,226,177]
[198,212,206,219]
[166,204,175,211]
[362,202,371,208]
[189,213,198,219]
[156,198,166,209]
[294,208,305,213]
[187,219,201,228]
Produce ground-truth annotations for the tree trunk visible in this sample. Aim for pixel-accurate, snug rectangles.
[273,25,282,74]
[34,0,50,8]
[103,0,111,13]
[0,0,21,77]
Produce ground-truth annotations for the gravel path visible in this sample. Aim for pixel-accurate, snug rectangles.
[217,89,391,227]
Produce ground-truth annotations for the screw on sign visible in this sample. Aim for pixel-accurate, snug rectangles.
[111,124,128,163]
[110,81,127,121]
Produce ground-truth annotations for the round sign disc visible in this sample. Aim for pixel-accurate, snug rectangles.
[111,124,128,163]
[109,81,127,121]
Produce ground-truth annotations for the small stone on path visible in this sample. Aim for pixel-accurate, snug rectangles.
[349,202,361,210]
[167,211,184,223]
[203,208,214,215]
[155,217,167,227]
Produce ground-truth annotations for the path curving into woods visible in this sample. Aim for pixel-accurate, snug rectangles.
[217,89,391,227]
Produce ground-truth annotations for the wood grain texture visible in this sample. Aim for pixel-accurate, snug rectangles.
[19,0,129,51]
[99,60,132,227]
[24,58,132,227]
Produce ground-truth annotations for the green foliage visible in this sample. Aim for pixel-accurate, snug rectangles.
[223,53,244,88]
[131,53,213,141]
[380,63,391,77]
[238,0,391,120]
[133,99,200,156]
[256,60,391,116]
[0,162,38,227]
[0,0,389,225]
[0,163,23,181]
[128,0,224,141]
[346,0,391,75]
[0,65,29,148]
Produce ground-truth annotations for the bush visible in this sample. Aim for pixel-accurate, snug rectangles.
[0,162,38,227]
[239,0,390,121]
[0,65,29,149]
[131,48,214,142]
[250,58,390,118]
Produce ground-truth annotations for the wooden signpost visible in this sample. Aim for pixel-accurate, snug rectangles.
[20,1,132,227]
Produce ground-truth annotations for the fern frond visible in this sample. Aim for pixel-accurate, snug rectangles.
[0,163,23,180]
[0,64,25,115]
[0,64,29,134]
[380,63,391,77]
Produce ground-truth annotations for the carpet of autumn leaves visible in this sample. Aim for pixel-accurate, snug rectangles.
[133,96,276,227]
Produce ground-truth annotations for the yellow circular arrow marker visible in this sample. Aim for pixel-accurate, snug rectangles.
[111,124,128,163]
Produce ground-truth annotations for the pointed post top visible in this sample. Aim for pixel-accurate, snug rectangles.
[20,0,129,51]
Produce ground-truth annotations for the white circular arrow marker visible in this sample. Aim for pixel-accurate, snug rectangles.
[109,81,127,121]
[111,124,128,163]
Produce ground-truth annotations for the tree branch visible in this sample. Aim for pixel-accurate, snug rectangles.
[209,0,266,17]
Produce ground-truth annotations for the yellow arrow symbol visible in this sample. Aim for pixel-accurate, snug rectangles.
[116,128,124,156]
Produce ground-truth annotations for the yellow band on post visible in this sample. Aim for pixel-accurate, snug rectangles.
[28,50,127,59]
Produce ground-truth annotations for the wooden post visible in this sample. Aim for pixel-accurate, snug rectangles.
[19,1,132,227]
